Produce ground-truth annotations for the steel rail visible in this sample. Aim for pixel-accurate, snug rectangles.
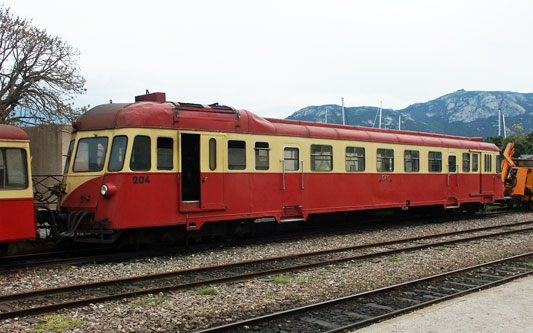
[0,223,532,319]
[198,252,533,332]
[1,219,531,302]
[0,208,513,270]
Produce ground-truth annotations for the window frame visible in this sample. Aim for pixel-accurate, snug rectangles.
[345,146,365,172]
[156,137,173,170]
[462,153,470,172]
[228,140,246,170]
[283,147,300,172]
[448,155,457,173]
[108,135,128,172]
[404,150,420,172]
[64,140,75,173]
[209,138,217,171]
[428,151,442,172]
[72,136,109,173]
[484,154,493,172]
[311,144,333,171]
[376,148,394,172]
[254,142,270,170]
[130,135,151,171]
[472,153,479,172]
[0,148,29,190]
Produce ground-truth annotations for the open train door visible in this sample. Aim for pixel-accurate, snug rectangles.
[179,132,225,212]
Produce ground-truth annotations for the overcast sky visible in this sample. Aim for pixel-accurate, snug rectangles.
[4,0,533,118]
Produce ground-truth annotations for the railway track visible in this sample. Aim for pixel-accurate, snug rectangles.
[199,252,533,332]
[0,220,531,320]
[0,208,514,272]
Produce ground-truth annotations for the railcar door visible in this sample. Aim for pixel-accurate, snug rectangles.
[179,133,226,212]
[446,154,459,207]
[200,134,225,211]
[481,153,495,195]
[281,146,303,220]
[180,133,201,209]
[472,152,482,195]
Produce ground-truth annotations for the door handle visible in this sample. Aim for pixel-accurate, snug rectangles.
[202,176,208,183]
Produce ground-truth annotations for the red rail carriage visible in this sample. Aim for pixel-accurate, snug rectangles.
[58,92,504,243]
[0,124,35,244]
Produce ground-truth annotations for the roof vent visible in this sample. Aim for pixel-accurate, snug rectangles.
[135,92,166,103]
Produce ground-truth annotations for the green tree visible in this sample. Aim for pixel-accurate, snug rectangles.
[0,7,86,125]
[486,129,533,157]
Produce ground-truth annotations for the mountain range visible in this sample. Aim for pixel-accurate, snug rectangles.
[286,90,533,138]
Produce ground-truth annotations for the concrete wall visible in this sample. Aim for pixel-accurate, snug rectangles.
[23,125,72,175]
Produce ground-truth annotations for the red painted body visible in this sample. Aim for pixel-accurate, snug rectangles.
[0,198,35,242]
[61,171,503,231]
[0,124,28,141]
[60,94,504,237]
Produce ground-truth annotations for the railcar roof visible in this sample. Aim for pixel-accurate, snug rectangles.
[0,124,29,141]
[74,96,499,152]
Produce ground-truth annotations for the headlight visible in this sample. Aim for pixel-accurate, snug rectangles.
[100,183,117,198]
[100,184,108,197]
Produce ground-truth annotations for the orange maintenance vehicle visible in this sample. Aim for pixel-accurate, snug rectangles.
[501,142,533,207]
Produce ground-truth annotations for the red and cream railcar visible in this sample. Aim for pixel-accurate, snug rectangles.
[58,92,503,242]
[0,124,35,244]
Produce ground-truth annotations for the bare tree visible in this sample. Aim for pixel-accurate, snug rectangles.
[0,7,86,125]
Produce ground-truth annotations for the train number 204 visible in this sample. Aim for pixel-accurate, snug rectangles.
[132,176,151,184]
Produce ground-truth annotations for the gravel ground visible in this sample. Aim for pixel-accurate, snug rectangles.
[1,211,533,332]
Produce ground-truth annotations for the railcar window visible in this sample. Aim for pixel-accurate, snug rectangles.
[228,140,246,170]
[428,151,442,172]
[209,138,217,171]
[255,142,269,170]
[0,148,28,189]
[157,137,173,170]
[284,147,299,171]
[472,154,479,172]
[64,140,74,173]
[462,153,470,172]
[108,136,128,172]
[448,155,457,172]
[404,150,419,172]
[73,137,108,172]
[130,135,151,171]
[484,154,492,172]
[311,145,332,171]
[377,148,394,172]
[346,147,365,172]
[496,155,503,173]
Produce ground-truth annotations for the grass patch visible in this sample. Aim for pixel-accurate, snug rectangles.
[501,226,515,231]
[317,269,334,276]
[34,314,84,332]
[526,262,533,268]
[297,277,310,285]
[134,295,165,307]
[195,287,218,296]
[270,275,294,284]
[434,247,447,252]
[385,255,408,262]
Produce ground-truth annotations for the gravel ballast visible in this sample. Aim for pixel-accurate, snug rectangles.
[1,211,533,332]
